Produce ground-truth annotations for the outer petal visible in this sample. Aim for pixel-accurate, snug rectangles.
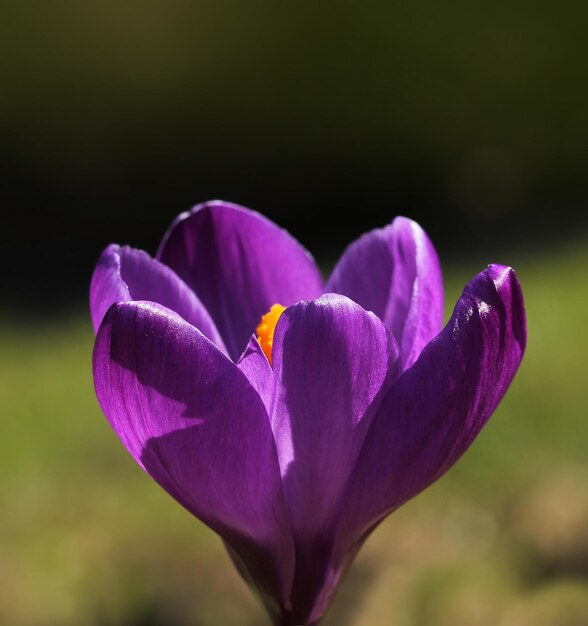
[92,301,294,621]
[268,294,402,623]
[156,201,324,361]
[327,217,444,370]
[90,244,226,352]
[334,265,526,561]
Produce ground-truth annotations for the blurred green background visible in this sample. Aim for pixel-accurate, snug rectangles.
[1,1,587,625]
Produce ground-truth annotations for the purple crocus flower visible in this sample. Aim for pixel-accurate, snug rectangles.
[90,200,526,625]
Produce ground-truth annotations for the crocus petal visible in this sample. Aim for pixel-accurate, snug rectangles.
[93,302,295,621]
[156,201,324,361]
[268,294,402,623]
[333,265,526,562]
[90,244,226,352]
[327,217,444,370]
[237,335,274,414]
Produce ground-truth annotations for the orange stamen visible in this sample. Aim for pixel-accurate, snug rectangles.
[256,304,286,365]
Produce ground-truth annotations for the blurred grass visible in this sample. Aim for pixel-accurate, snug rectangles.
[1,239,588,625]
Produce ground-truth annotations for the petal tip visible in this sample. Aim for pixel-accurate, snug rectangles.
[466,264,527,352]
[390,215,418,228]
[90,243,128,333]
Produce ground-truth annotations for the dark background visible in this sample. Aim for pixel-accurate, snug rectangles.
[1,0,587,314]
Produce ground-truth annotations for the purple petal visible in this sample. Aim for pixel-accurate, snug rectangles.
[90,244,225,352]
[327,217,444,370]
[334,265,526,561]
[268,294,402,622]
[156,201,324,361]
[237,335,274,414]
[92,302,294,620]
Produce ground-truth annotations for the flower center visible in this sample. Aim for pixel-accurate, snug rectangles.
[256,304,286,365]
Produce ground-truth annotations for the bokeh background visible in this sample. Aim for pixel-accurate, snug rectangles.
[1,2,587,625]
